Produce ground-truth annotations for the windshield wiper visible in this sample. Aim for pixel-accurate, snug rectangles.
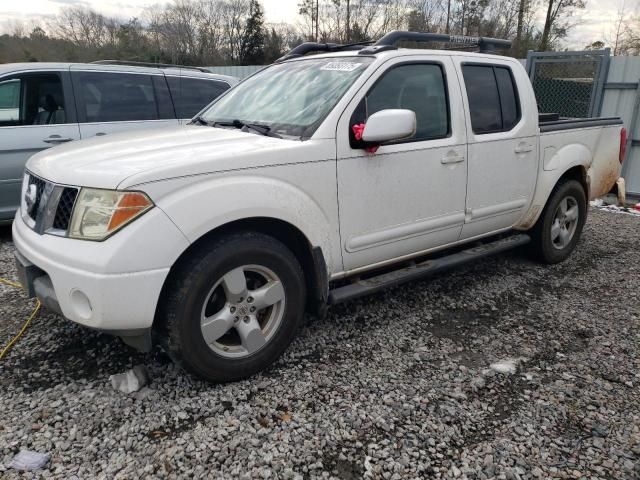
[190,115,213,126]
[222,119,282,138]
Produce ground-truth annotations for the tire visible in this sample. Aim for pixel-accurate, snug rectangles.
[157,231,306,382]
[529,179,587,264]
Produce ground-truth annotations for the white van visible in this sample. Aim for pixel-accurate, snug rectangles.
[0,61,238,223]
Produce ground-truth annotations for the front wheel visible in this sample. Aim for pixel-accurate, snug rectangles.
[529,179,587,264]
[158,232,306,382]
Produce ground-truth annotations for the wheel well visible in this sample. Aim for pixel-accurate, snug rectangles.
[155,218,328,326]
[558,165,589,202]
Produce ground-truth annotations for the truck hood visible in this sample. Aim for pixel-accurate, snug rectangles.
[27,125,305,190]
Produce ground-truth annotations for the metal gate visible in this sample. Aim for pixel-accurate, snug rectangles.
[526,49,611,118]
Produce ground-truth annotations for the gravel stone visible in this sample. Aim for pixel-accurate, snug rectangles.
[1,209,639,479]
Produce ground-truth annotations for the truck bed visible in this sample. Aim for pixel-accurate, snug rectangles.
[538,115,623,199]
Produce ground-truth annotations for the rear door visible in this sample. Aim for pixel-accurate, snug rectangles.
[166,74,230,123]
[454,58,538,239]
[0,69,79,222]
[70,68,178,138]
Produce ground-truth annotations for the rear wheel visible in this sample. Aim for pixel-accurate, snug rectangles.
[530,179,587,264]
[158,232,306,382]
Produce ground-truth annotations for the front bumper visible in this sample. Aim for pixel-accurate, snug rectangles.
[14,249,154,351]
[11,207,189,337]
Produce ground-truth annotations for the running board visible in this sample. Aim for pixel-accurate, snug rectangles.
[328,234,531,305]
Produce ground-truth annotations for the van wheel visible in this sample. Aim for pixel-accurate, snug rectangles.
[530,179,586,264]
[158,232,306,382]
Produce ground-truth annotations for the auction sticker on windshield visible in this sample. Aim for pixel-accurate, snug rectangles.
[320,62,365,72]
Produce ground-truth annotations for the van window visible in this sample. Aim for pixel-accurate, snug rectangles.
[350,63,450,147]
[74,72,160,123]
[167,77,230,118]
[0,79,20,123]
[462,65,521,134]
[0,73,68,127]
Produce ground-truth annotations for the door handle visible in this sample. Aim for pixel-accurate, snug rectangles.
[95,132,107,136]
[515,144,533,154]
[441,153,465,164]
[43,135,73,144]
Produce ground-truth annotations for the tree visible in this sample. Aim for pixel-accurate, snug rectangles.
[539,0,586,51]
[514,0,530,56]
[50,6,116,49]
[298,0,319,40]
[585,40,605,50]
[263,23,299,62]
[30,26,48,41]
[241,0,266,64]
[222,0,252,64]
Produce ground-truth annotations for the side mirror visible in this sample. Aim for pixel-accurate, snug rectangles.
[362,109,416,144]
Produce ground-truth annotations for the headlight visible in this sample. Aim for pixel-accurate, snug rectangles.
[69,188,153,241]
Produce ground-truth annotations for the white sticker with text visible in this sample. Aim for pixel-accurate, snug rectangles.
[320,62,363,72]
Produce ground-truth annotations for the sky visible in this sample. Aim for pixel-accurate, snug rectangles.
[0,0,632,50]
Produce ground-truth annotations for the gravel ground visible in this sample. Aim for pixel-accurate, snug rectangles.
[0,209,639,479]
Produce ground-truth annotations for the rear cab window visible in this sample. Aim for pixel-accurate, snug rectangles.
[462,64,521,134]
[167,76,230,118]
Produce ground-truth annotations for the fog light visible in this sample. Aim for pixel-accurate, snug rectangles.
[70,289,92,320]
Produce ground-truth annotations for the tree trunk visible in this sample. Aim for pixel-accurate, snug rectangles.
[540,0,554,51]
[315,0,319,42]
[515,0,525,54]
[346,0,350,42]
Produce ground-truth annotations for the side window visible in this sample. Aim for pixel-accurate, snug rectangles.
[495,67,519,129]
[350,63,449,147]
[462,65,521,134]
[74,72,160,123]
[0,79,20,123]
[0,73,68,127]
[167,77,230,118]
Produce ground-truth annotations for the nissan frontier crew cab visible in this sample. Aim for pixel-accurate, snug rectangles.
[13,32,627,382]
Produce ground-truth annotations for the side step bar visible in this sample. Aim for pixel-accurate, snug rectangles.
[328,234,531,305]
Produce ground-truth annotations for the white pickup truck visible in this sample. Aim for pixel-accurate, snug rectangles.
[13,32,626,382]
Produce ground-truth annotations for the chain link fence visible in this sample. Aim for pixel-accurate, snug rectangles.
[526,50,610,118]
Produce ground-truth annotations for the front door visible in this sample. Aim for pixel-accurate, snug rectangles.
[336,57,468,272]
[0,70,80,222]
[456,59,538,239]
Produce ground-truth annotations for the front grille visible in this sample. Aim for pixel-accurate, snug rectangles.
[53,187,78,230]
[24,172,79,235]
[27,174,47,221]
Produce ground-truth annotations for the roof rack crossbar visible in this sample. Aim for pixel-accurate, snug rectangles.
[91,60,210,73]
[372,31,512,54]
[276,40,375,62]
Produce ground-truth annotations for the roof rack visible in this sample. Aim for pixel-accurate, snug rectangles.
[361,31,512,54]
[91,60,210,73]
[276,41,375,62]
[276,32,512,63]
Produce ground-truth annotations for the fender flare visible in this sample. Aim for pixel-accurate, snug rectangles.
[156,174,339,273]
[517,144,592,230]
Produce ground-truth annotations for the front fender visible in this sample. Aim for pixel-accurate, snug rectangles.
[152,172,340,273]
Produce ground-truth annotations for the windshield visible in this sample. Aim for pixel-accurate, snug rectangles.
[200,57,374,139]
